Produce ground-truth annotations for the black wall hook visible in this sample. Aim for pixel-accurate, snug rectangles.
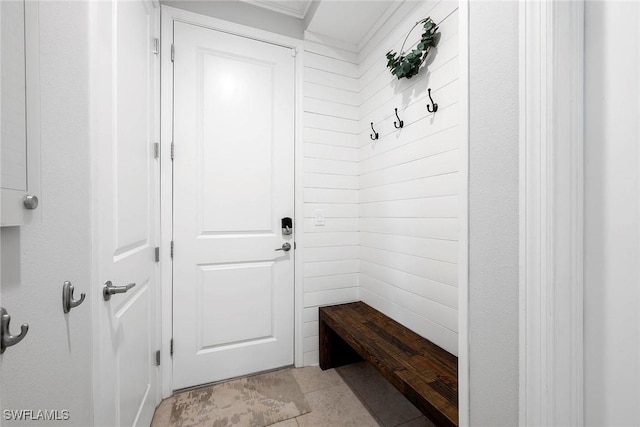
[370,122,379,140]
[427,88,438,113]
[393,108,404,129]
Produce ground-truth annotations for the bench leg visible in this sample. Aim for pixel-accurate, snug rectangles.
[319,316,362,370]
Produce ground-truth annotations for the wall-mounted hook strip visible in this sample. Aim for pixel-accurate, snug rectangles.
[62,281,86,314]
[427,88,438,113]
[370,122,379,140]
[0,307,29,354]
[394,108,404,129]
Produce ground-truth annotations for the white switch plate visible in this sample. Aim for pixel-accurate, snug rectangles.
[314,209,325,226]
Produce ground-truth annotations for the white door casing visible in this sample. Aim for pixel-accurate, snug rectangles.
[91,1,160,425]
[519,1,584,425]
[171,21,296,390]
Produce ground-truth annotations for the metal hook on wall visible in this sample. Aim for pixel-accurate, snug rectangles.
[370,122,379,140]
[62,281,86,314]
[393,108,404,129]
[1,307,29,354]
[427,88,438,113]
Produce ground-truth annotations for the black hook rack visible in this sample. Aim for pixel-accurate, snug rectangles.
[370,122,379,140]
[427,88,438,113]
[393,108,404,129]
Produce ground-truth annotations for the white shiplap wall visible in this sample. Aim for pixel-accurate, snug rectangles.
[302,33,361,365]
[357,0,460,355]
[301,0,460,363]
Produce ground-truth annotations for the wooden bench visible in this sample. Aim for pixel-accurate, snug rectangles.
[319,301,458,427]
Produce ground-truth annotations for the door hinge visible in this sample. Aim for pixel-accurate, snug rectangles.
[170,241,174,259]
[171,44,175,62]
[170,338,174,357]
[171,141,174,160]
[153,38,159,55]
[154,247,160,262]
[155,350,161,366]
[153,142,159,159]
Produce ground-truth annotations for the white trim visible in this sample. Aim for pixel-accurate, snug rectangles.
[159,6,174,398]
[294,43,306,369]
[519,1,584,425]
[304,30,359,53]
[357,0,405,53]
[457,0,470,425]
[89,2,102,423]
[160,5,305,396]
[241,0,313,20]
[151,4,163,408]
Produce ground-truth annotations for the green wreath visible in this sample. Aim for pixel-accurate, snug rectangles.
[386,17,440,80]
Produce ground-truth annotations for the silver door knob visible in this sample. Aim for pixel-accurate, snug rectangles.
[275,242,291,252]
[103,281,136,301]
[23,195,38,210]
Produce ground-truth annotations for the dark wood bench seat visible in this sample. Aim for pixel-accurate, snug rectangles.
[319,301,458,427]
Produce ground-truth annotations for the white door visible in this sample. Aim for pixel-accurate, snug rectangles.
[92,1,160,425]
[172,22,295,390]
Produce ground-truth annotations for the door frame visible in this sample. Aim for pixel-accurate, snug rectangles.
[458,1,470,425]
[159,5,305,397]
[519,1,585,425]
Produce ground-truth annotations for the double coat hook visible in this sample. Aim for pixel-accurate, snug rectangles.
[427,88,438,113]
[394,108,404,129]
[62,281,86,314]
[1,307,29,354]
[370,122,379,140]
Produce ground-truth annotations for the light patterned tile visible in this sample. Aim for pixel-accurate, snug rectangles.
[397,416,437,427]
[336,361,378,381]
[291,366,344,394]
[296,383,381,427]
[345,370,421,426]
[269,418,299,427]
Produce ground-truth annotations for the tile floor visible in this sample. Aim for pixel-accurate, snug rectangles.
[154,361,436,427]
[334,362,436,427]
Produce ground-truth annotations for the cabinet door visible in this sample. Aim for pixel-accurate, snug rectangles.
[1,0,40,226]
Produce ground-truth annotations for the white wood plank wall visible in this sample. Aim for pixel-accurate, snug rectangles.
[301,0,460,363]
[357,0,460,355]
[302,33,361,365]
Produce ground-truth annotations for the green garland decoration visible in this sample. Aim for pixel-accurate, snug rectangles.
[386,17,440,80]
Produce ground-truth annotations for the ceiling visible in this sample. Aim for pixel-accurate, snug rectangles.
[240,0,314,19]
[306,1,395,46]
[241,0,397,46]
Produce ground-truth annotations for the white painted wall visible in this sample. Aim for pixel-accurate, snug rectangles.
[468,1,519,425]
[584,2,640,425]
[301,32,361,366]
[300,0,463,362]
[0,2,93,426]
[357,0,460,356]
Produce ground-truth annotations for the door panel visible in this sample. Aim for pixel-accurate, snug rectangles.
[93,1,159,426]
[199,51,275,233]
[172,22,295,390]
[198,262,275,347]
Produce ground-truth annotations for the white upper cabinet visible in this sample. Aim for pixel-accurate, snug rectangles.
[1,0,40,226]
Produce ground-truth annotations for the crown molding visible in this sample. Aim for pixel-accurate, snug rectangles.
[241,0,312,19]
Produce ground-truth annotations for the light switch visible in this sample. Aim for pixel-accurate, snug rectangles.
[314,209,325,226]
